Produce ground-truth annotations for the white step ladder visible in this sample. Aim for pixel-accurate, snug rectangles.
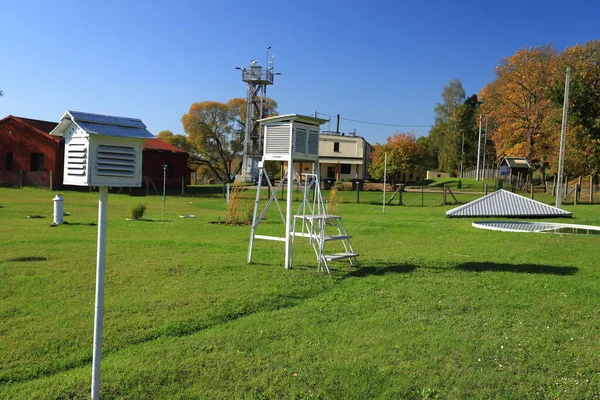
[291,174,359,273]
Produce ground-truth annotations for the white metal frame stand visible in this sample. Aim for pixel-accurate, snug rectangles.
[248,167,359,273]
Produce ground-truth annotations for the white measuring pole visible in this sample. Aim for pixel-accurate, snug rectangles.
[383,152,387,213]
[162,164,167,214]
[476,114,483,181]
[556,67,571,209]
[91,186,108,400]
[284,161,294,269]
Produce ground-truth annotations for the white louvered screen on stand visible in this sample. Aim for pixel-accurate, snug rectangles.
[308,129,319,156]
[294,128,307,154]
[96,145,136,177]
[264,124,291,156]
[65,139,88,178]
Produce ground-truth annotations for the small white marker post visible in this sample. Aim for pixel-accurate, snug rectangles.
[91,186,108,400]
[383,152,387,213]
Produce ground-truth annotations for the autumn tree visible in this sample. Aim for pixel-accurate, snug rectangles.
[157,130,193,153]
[181,98,278,183]
[181,101,242,183]
[480,45,560,181]
[368,132,426,188]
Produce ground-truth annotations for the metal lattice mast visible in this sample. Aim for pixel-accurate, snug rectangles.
[236,47,277,182]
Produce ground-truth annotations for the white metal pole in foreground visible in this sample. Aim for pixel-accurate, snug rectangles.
[284,161,293,269]
[383,152,387,213]
[556,67,571,209]
[91,186,108,400]
[162,164,167,214]
[476,114,483,181]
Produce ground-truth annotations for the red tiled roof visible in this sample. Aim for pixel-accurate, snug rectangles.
[1,116,61,143]
[17,117,59,134]
[143,138,187,153]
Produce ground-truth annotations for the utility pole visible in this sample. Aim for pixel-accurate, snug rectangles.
[460,130,465,179]
[476,114,483,181]
[556,67,571,208]
[482,118,488,179]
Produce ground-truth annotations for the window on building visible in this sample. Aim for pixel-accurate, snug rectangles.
[333,142,340,152]
[340,164,351,174]
[30,153,44,171]
[6,152,14,170]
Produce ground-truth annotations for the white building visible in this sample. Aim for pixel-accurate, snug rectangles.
[293,131,373,181]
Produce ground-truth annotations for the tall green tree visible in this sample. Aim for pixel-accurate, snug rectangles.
[556,39,600,176]
[428,79,479,174]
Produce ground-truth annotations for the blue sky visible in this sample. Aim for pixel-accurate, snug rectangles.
[1,0,598,145]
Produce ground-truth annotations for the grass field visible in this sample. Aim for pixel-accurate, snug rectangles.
[1,186,599,399]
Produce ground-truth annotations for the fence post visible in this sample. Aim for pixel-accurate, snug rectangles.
[50,170,53,190]
[484,183,488,196]
[443,184,447,205]
[181,176,185,196]
[530,182,534,199]
[399,185,403,206]
[19,170,23,188]
[356,185,360,204]
[591,175,594,203]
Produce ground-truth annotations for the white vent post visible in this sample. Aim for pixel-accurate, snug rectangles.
[50,110,154,400]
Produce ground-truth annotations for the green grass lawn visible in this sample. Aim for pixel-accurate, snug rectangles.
[1,187,599,399]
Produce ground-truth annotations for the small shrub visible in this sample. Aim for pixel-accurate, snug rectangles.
[326,186,343,216]
[130,203,146,220]
[225,184,252,225]
[457,179,462,189]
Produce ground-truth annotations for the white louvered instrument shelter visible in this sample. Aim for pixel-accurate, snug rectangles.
[260,114,325,162]
[50,110,155,187]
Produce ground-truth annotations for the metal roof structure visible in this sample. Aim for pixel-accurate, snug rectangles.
[501,157,532,169]
[258,114,328,126]
[446,189,572,218]
[50,110,154,139]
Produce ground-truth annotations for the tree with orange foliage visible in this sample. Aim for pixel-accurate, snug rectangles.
[181,98,278,183]
[368,132,426,188]
[480,45,560,182]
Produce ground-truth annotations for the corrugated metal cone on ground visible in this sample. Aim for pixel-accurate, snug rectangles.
[446,189,572,218]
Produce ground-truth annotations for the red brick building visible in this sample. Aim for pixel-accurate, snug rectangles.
[0,116,64,188]
[0,115,190,189]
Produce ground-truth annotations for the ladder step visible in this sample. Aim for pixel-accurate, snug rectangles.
[323,252,359,261]
[297,214,342,221]
[291,233,352,241]
[323,235,353,241]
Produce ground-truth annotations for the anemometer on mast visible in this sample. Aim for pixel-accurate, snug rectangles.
[235,46,280,182]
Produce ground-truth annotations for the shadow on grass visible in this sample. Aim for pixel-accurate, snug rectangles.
[344,262,417,278]
[457,262,578,275]
[7,256,48,262]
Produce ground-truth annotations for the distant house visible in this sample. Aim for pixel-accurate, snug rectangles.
[314,131,373,181]
[0,114,190,189]
[0,115,64,188]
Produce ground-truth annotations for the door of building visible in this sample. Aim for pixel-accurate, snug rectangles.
[327,166,336,178]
